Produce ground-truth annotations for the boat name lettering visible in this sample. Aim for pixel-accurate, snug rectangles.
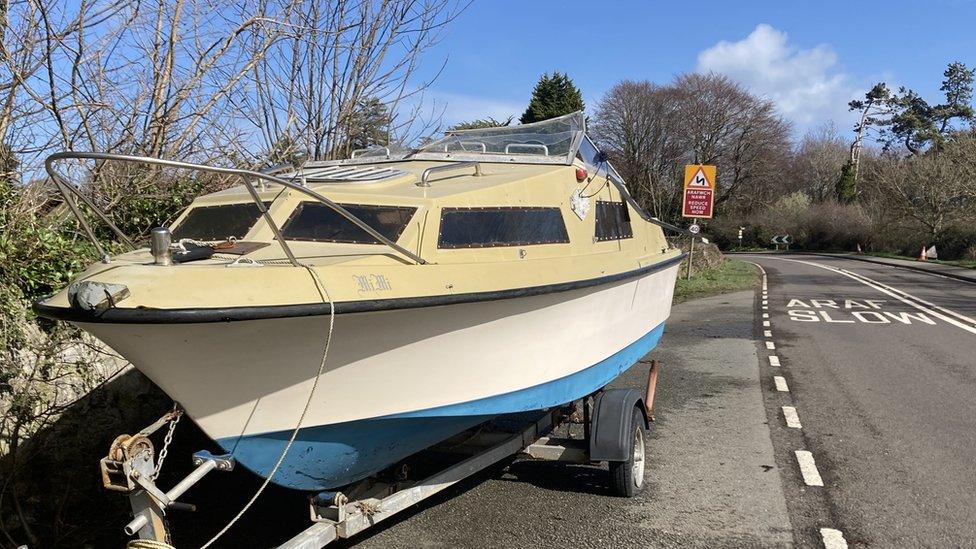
[354,274,392,294]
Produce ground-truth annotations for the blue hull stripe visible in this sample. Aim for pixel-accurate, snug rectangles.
[217,322,665,490]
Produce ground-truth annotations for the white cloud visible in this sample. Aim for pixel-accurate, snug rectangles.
[696,24,859,134]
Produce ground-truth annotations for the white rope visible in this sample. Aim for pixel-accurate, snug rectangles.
[200,265,335,548]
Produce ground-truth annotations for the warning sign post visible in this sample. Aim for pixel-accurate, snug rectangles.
[682,165,716,219]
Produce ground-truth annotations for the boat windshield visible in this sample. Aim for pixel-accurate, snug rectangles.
[411,112,584,164]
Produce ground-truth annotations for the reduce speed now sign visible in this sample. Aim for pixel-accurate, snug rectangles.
[682,164,716,219]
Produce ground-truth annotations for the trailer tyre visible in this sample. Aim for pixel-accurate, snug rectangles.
[608,406,646,497]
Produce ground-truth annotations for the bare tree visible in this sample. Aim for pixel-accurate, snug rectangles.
[791,123,848,202]
[865,136,976,240]
[237,0,462,162]
[591,80,684,219]
[592,73,792,221]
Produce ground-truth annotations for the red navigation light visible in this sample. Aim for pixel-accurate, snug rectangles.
[575,167,587,182]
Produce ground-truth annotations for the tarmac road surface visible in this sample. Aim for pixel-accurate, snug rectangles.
[738,254,976,548]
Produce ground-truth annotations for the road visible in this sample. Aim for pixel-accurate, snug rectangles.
[739,254,976,548]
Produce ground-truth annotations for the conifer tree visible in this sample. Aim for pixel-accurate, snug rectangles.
[520,72,585,124]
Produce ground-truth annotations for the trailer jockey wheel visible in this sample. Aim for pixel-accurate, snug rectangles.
[608,406,646,497]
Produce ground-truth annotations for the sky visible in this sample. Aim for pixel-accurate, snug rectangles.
[412,0,976,138]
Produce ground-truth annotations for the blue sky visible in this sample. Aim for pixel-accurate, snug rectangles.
[414,0,976,137]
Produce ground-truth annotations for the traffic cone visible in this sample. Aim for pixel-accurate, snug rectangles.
[918,245,927,262]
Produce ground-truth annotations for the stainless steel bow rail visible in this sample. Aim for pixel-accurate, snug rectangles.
[43,151,428,266]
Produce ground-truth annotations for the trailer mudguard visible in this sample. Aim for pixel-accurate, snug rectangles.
[589,388,649,462]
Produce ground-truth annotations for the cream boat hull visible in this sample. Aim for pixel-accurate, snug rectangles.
[74,262,678,490]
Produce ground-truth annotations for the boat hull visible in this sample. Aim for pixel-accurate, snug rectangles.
[76,263,678,490]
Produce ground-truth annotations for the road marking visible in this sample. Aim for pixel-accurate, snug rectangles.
[766,341,776,350]
[795,450,824,486]
[764,330,772,337]
[762,312,770,318]
[820,528,848,549]
[769,355,781,367]
[763,320,771,327]
[762,299,768,305]
[774,376,789,392]
[837,267,976,327]
[776,259,976,336]
[782,406,801,428]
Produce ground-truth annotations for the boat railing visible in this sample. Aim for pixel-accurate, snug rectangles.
[43,151,428,266]
[417,160,482,187]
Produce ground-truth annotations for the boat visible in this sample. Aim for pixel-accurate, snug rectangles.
[35,112,683,492]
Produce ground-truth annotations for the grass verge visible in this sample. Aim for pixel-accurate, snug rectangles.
[674,259,758,304]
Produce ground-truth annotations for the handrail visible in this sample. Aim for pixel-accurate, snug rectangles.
[444,141,486,153]
[44,151,428,266]
[351,146,390,159]
[418,161,482,187]
[504,143,549,155]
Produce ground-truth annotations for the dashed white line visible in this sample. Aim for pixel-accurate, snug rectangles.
[795,450,824,486]
[782,406,802,428]
[773,376,789,392]
[820,528,849,549]
[749,259,848,544]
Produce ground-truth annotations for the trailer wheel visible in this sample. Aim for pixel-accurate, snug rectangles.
[608,406,645,497]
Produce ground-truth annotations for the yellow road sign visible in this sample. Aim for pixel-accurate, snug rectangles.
[682,164,716,218]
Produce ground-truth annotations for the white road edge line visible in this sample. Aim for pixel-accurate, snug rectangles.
[775,258,976,336]
[774,376,789,392]
[765,341,776,350]
[795,450,824,486]
[820,528,848,549]
[769,355,781,367]
[763,320,771,327]
[782,406,802,428]
[764,330,772,337]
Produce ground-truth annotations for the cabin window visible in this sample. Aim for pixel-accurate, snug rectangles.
[172,202,269,241]
[281,202,416,244]
[438,207,570,248]
[594,201,633,241]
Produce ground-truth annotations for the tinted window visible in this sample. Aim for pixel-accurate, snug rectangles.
[281,202,416,244]
[438,207,570,248]
[595,201,633,241]
[172,202,268,241]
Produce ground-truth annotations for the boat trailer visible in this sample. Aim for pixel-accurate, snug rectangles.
[104,363,661,547]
